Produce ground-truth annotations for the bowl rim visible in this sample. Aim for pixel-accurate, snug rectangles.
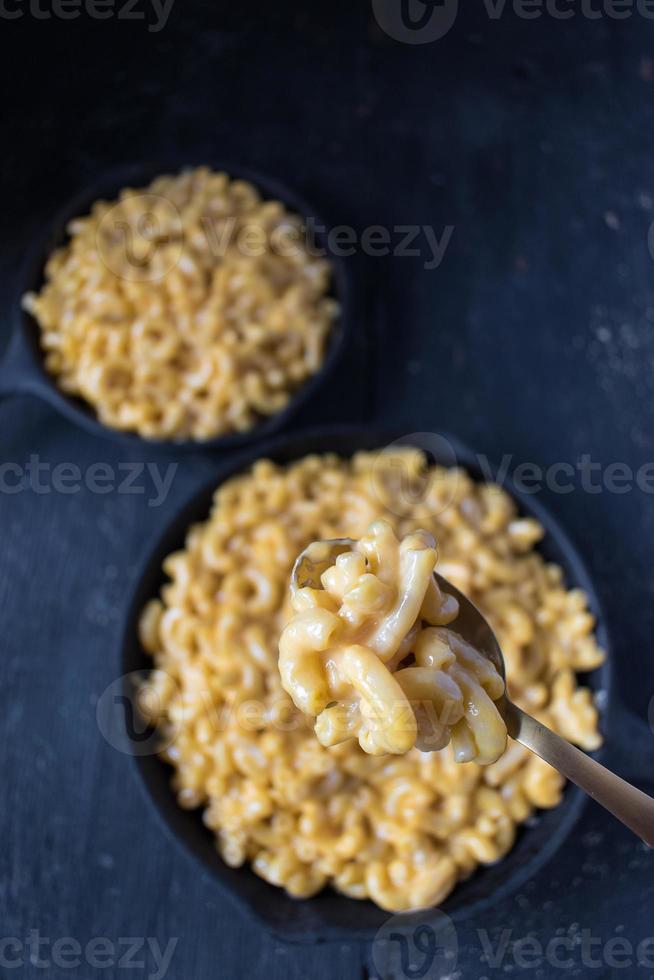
[11,160,355,452]
[118,424,612,944]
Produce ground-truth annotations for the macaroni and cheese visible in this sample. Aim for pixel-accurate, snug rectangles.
[280,522,508,763]
[24,167,338,440]
[138,449,605,912]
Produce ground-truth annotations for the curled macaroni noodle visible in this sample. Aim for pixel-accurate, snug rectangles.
[138,450,605,912]
[24,167,338,440]
[280,522,508,762]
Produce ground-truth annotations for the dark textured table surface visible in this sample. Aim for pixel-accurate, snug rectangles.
[2,3,654,978]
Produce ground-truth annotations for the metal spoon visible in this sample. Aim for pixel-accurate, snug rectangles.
[292,539,654,847]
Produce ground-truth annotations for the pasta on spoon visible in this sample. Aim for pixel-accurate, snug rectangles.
[279,520,508,763]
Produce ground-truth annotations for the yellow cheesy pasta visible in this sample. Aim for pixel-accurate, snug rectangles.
[138,449,605,912]
[24,167,338,440]
[280,522,508,762]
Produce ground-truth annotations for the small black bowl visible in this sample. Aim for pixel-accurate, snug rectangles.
[120,426,611,943]
[2,162,353,452]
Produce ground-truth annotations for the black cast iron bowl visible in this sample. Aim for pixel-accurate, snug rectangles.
[120,426,612,944]
[2,161,353,452]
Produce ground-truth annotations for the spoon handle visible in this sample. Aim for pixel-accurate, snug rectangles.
[505,704,654,847]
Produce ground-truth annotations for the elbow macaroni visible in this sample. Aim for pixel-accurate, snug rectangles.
[24,167,338,440]
[279,522,508,763]
[138,449,605,912]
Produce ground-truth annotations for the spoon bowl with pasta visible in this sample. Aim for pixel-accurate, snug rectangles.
[284,523,654,847]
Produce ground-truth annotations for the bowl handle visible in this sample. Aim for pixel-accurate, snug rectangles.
[0,329,48,399]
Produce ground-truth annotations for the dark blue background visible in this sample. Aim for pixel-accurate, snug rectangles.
[2,3,654,978]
